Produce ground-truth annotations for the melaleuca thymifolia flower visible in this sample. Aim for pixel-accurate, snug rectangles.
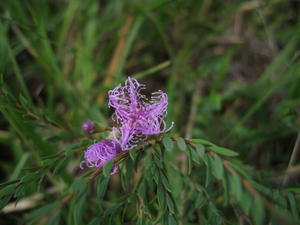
[81,120,96,134]
[110,124,147,151]
[108,77,173,150]
[81,77,172,173]
[81,138,120,174]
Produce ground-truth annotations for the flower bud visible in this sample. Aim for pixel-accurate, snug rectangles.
[81,120,96,134]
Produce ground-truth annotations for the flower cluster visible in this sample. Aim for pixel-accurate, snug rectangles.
[81,77,172,174]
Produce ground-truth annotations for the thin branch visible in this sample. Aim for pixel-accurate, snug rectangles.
[283,131,300,185]
[185,80,203,139]
[12,24,38,58]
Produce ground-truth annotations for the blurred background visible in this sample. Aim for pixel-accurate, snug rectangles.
[0,0,300,224]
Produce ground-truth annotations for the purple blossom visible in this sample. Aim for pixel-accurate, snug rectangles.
[108,77,173,150]
[81,77,172,173]
[110,124,147,151]
[81,120,96,134]
[80,139,120,174]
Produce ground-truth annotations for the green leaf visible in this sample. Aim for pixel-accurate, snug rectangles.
[0,196,11,210]
[222,175,229,205]
[208,203,222,224]
[37,175,46,192]
[229,173,242,202]
[104,205,120,216]
[10,152,30,181]
[43,158,57,166]
[211,155,224,180]
[273,190,287,209]
[285,187,300,194]
[251,197,265,225]
[41,152,62,160]
[29,202,58,219]
[21,173,41,183]
[191,139,215,146]
[209,145,238,157]
[203,154,212,187]
[103,160,114,177]
[134,149,144,170]
[195,192,206,209]
[287,193,299,219]
[137,217,145,225]
[166,194,175,213]
[240,191,252,215]
[88,218,101,225]
[157,183,165,209]
[53,158,68,175]
[65,141,89,151]
[122,159,134,188]
[153,170,159,184]
[190,147,201,164]
[45,211,61,225]
[73,192,87,225]
[14,184,25,199]
[97,176,110,200]
[195,144,205,158]
[137,181,146,199]
[133,60,171,79]
[160,172,171,192]
[144,151,153,171]
[0,180,19,187]
[71,177,87,193]
[153,154,163,169]
[177,137,187,151]
[163,137,174,151]
[129,149,137,160]
[15,79,32,108]
[168,215,177,225]
[44,131,72,142]
[187,147,192,174]
[0,185,15,196]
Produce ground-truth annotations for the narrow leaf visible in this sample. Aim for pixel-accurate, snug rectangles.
[168,215,177,225]
[195,144,205,158]
[0,185,15,196]
[211,155,224,180]
[229,173,242,202]
[177,137,187,151]
[103,160,114,177]
[163,137,174,151]
[251,197,265,225]
[10,153,30,181]
[209,145,238,157]
[97,176,110,200]
[191,139,215,146]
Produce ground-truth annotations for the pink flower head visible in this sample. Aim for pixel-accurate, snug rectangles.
[108,77,173,150]
[81,77,172,173]
[80,139,120,174]
[81,120,96,134]
[110,124,147,151]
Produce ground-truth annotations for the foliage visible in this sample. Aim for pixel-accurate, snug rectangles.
[0,0,300,225]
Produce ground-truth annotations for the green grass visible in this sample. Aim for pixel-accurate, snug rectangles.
[0,0,300,224]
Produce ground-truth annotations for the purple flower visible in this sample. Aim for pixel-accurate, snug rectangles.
[110,124,147,151]
[81,77,172,173]
[80,139,120,174]
[108,77,173,150]
[81,120,96,134]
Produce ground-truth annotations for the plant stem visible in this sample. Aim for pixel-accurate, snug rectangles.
[283,131,300,185]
